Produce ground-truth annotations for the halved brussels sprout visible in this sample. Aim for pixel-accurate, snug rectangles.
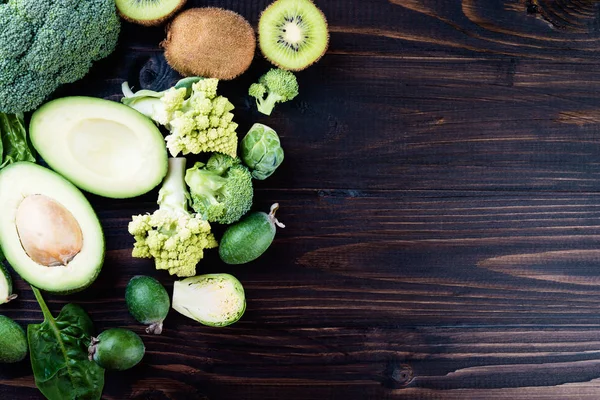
[240,123,284,180]
[172,274,246,327]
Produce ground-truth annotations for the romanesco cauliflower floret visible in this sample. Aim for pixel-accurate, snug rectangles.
[121,77,239,158]
[128,158,218,277]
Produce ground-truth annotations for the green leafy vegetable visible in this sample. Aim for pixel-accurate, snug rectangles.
[28,287,105,400]
[248,68,299,116]
[0,113,35,167]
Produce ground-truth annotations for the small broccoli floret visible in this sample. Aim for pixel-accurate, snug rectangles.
[248,68,299,116]
[122,78,239,158]
[0,0,121,113]
[128,158,218,277]
[185,154,253,224]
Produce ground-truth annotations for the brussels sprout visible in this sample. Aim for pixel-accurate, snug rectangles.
[172,274,246,327]
[240,123,284,180]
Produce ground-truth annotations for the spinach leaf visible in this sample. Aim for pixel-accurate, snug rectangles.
[28,287,105,400]
[0,112,35,168]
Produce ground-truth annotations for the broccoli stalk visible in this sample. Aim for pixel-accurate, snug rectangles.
[128,157,218,277]
[185,154,253,225]
[156,157,189,215]
[248,68,299,116]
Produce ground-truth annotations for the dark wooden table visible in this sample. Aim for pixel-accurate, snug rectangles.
[4,0,600,398]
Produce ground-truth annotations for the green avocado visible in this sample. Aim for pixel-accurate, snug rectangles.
[0,162,105,294]
[30,96,168,199]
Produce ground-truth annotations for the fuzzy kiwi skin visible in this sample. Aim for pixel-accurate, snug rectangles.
[116,0,187,26]
[258,0,330,71]
[162,7,256,80]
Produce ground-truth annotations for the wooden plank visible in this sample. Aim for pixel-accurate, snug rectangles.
[4,0,600,398]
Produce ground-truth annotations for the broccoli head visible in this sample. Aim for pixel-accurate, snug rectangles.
[248,68,299,116]
[0,0,120,113]
[122,78,239,158]
[185,154,253,224]
[129,158,218,277]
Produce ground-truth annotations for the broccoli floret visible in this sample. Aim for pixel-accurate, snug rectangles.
[122,78,238,158]
[128,158,218,278]
[185,154,253,224]
[0,0,120,113]
[248,68,299,116]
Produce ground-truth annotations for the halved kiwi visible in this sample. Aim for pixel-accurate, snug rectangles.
[259,0,329,71]
[162,8,256,80]
[115,0,187,26]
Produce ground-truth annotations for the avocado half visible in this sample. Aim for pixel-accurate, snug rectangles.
[0,162,105,293]
[30,96,168,199]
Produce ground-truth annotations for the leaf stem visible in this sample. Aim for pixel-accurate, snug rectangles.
[31,286,53,322]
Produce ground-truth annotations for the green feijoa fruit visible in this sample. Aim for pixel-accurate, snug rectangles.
[219,203,285,265]
[126,276,170,335]
[0,315,27,363]
[89,328,145,371]
[0,264,17,305]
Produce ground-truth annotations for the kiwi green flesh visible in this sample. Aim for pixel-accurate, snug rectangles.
[115,0,186,26]
[259,0,329,71]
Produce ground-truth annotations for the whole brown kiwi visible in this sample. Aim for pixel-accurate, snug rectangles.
[161,8,256,80]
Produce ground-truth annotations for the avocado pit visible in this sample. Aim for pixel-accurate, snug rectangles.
[15,194,83,267]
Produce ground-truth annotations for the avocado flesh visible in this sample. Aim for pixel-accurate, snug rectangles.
[30,96,168,199]
[0,264,15,304]
[0,162,105,293]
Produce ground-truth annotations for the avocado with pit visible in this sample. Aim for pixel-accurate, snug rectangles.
[30,96,168,199]
[0,162,105,293]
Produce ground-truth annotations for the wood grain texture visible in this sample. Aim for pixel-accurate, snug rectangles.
[3,0,600,398]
